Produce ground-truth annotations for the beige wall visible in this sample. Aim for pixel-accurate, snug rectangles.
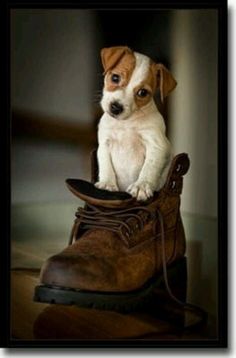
[169,9,218,218]
[168,10,218,335]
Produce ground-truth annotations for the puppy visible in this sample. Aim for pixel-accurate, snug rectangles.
[95,46,177,201]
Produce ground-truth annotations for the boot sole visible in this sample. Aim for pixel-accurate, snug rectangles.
[34,257,187,313]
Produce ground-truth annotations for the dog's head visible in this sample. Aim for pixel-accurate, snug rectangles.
[100,46,177,120]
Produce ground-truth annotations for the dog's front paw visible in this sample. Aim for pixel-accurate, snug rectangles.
[95,181,119,192]
[127,181,154,201]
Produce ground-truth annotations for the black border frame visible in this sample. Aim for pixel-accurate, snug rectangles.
[1,0,227,349]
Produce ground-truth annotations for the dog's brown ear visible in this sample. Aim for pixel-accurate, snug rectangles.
[101,46,132,74]
[155,64,177,102]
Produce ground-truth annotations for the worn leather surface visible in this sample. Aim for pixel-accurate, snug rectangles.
[40,153,189,292]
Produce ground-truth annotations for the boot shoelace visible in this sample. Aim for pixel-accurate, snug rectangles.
[70,202,207,329]
[157,210,208,329]
[70,203,156,247]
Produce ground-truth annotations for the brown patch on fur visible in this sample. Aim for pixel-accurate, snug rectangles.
[134,62,157,108]
[101,46,131,73]
[101,47,177,102]
[134,62,177,107]
[101,47,136,92]
[155,64,177,102]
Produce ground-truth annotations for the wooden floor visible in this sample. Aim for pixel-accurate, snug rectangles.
[10,268,212,343]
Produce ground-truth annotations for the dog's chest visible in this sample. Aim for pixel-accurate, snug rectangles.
[108,128,146,190]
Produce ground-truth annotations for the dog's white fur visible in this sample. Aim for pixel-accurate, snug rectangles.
[95,51,172,201]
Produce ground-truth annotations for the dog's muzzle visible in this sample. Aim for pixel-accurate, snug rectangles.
[109,101,124,116]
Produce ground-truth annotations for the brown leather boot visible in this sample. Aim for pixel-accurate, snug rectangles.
[34,153,190,312]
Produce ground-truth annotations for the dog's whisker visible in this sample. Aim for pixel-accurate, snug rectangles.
[94,93,103,97]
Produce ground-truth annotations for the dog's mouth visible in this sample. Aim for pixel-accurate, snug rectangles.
[108,111,118,118]
[108,111,123,119]
[107,110,130,120]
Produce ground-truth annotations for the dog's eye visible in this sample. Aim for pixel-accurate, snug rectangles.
[137,88,149,97]
[111,74,121,84]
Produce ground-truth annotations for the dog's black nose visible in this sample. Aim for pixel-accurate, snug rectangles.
[110,101,124,116]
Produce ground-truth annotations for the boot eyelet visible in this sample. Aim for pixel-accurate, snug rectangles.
[176,164,182,172]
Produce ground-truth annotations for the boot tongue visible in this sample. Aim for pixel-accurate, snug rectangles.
[66,179,135,208]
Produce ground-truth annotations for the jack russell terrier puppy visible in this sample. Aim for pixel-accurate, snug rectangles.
[95,46,177,201]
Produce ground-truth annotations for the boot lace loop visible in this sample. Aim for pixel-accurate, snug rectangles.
[69,203,155,247]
